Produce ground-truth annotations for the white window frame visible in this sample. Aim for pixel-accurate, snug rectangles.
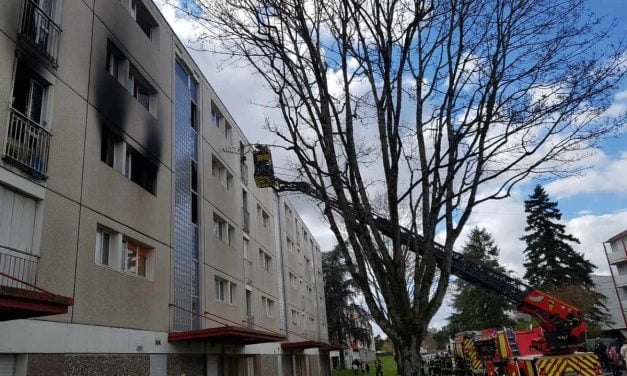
[262,296,274,318]
[95,228,112,267]
[215,276,236,304]
[213,214,233,246]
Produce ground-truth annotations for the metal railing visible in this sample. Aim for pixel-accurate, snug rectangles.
[4,108,51,179]
[0,246,39,290]
[19,0,61,65]
[242,207,250,233]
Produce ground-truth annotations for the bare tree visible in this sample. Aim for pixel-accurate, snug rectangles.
[167,0,626,374]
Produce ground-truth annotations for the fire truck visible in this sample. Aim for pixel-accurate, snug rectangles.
[452,327,601,376]
[251,145,602,376]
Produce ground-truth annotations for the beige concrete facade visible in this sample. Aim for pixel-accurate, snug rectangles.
[0,0,329,375]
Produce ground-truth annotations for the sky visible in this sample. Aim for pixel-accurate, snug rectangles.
[155,0,627,332]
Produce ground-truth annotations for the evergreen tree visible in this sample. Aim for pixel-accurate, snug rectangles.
[322,245,371,368]
[521,185,610,326]
[447,228,514,331]
[521,185,594,288]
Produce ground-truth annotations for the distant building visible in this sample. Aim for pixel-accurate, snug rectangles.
[591,275,626,333]
[602,230,627,336]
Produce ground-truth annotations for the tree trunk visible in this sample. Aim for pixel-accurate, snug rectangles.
[339,347,346,370]
[393,335,424,376]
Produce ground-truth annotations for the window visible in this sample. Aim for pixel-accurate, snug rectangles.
[289,272,298,289]
[259,249,271,272]
[226,171,233,191]
[246,290,252,316]
[127,66,154,111]
[106,43,124,82]
[309,317,315,330]
[100,128,117,167]
[106,40,156,113]
[11,62,48,126]
[257,205,270,230]
[212,156,224,179]
[215,276,236,304]
[239,141,248,185]
[262,296,274,317]
[211,103,224,127]
[212,156,232,191]
[95,228,112,266]
[305,257,311,269]
[307,285,313,295]
[225,122,232,143]
[93,225,153,278]
[122,239,149,277]
[243,237,249,260]
[123,144,158,193]
[100,127,157,194]
[213,214,234,246]
[286,237,294,254]
[121,0,158,39]
[291,310,299,325]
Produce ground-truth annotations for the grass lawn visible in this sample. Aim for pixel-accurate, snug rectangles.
[331,356,398,376]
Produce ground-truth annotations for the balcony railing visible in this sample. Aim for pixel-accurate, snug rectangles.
[0,246,38,291]
[4,108,51,179]
[242,207,250,234]
[19,0,61,66]
[607,250,627,266]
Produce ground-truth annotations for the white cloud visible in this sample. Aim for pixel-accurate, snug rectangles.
[546,152,627,199]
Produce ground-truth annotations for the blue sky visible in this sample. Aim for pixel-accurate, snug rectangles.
[157,0,627,332]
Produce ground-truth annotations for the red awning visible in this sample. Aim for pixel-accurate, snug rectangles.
[319,343,347,352]
[281,340,329,350]
[0,285,74,321]
[168,326,285,345]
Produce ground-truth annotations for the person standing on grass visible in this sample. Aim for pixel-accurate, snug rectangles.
[375,358,383,376]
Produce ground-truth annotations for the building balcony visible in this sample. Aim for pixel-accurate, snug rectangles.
[614,274,627,288]
[0,246,73,321]
[242,207,250,234]
[608,250,627,266]
[18,0,61,67]
[4,108,51,179]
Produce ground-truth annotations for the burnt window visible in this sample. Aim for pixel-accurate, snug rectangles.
[130,0,158,40]
[106,42,125,82]
[11,62,48,125]
[127,66,155,111]
[124,146,157,194]
[101,128,117,167]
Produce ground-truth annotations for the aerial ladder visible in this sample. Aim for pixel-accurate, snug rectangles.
[251,144,587,355]
[252,145,602,376]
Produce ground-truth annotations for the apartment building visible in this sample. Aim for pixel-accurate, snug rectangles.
[603,230,627,337]
[0,1,328,375]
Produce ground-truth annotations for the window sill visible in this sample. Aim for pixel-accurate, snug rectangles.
[94,263,152,282]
